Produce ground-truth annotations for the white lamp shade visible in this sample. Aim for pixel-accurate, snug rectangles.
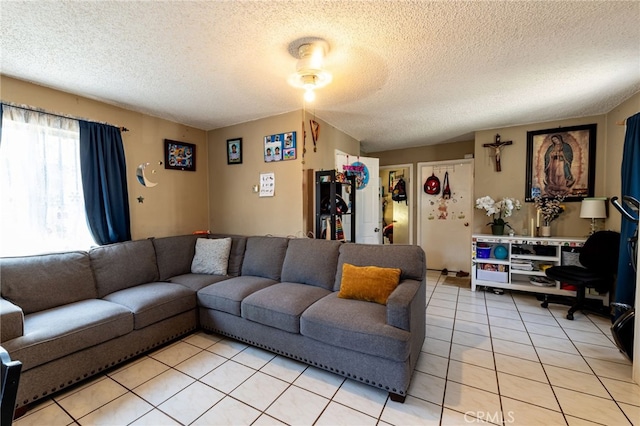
[580,198,607,219]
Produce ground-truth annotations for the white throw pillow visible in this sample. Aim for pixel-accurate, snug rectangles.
[191,238,232,275]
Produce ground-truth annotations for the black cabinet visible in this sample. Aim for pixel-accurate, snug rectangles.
[315,170,356,242]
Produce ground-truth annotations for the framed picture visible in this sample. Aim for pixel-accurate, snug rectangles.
[388,171,396,192]
[525,124,596,202]
[227,138,242,165]
[264,131,296,162]
[164,139,196,171]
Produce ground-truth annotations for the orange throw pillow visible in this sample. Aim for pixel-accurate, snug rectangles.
[338,263,401,305]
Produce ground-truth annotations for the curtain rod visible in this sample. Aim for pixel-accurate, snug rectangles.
[1,101,129,132]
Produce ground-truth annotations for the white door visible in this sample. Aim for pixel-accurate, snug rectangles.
[336,151,381,244]
[418,159,474,273]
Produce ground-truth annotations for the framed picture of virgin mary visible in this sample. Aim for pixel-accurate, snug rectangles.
[525,124,596,202]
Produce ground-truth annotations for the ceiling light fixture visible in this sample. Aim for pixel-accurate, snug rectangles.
[288,40,332,102]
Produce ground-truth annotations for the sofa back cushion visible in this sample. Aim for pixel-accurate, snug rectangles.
[333,243,426,291]
[241,236,289,280]
[153,234,200,281]
[209,234,247,277]
[0,251,97,314]
[91,239,159,298]
[281,239,341,289]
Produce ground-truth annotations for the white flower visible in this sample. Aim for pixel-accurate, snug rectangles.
[476,196,522,226]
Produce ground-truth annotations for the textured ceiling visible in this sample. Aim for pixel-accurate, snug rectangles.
[1,1,639,152]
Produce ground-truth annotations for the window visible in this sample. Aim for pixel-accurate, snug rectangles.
[0,106,96,256]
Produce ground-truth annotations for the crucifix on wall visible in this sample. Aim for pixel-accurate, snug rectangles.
[483,134,512,172]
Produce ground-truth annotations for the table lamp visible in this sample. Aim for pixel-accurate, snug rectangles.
[580,198,607,235]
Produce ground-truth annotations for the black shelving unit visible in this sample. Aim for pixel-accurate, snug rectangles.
[315,170,356,242]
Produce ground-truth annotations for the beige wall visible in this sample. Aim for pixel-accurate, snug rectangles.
[474,115,608,237]
[207,110,359,237]
[0,76,209,240]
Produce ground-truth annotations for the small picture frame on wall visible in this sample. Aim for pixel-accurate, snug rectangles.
[227,138,242,165]
[164,139,196,171]
[525,123,596,202]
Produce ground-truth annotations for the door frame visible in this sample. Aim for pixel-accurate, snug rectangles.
[380,163,414,245]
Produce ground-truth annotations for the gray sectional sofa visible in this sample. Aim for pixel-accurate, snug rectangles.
[0,234,426,412]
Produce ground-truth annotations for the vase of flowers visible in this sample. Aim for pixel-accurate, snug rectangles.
[534,196,565,237]
[475,196,522,235]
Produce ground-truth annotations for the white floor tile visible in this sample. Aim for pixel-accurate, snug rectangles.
[130,408,180,426]
[381,395,443,425]
[230,371,289,411]
[109,357,170,389]
[600,377,640,406]
[494,354,548,384]
[414,351,449,379]
[574,341,631,364]
[536,347,593,374]
[13,401,74,426]
[529,333,579,354]
[489,316,526,331]
[133,369,195,406]
[200,359,255,393]
[456,310,489,324]
[449,343,495,370]
[260,355,307,383]
[232,345,276,370]
[492,339,538,362]
[452,329,493,351]
[525,321,568,338]
[497,372,560,411]
[454,319,491,337]
[563,327,618,347]
[554,387,630,425]
[56,377,128,419]
[407,370,446,404]
[207,338,248,358]
[333,379,388,419]
[501,396,565,426]
[447,360,498,393]
[422,336,451,358]
[157,381,224,425]
[181,331,222,349]
[489,326,531,345]
[443,381,502,420]
[265,385,329,425]
[425,312,455,328]
[192,396,261,426]
[544,364,610,398]
[619,402,640,425]
[315,401,378,426]
[174,349,226,379]
[77,393,153,426]
[425,323,454,341]
[585,356,635,382]
[293,366,345,398]
[149,341,202,366]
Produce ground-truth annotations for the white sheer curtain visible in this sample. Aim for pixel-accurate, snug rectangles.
[0,106,96,256]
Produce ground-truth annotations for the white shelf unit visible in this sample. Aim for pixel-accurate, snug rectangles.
[471,234,586,296]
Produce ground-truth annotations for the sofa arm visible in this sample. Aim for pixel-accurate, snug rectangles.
[0,297,24,342]
[386,279,422,331]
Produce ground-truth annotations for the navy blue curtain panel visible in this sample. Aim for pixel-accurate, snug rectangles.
[79,121,131,245]
[615,112,640,308]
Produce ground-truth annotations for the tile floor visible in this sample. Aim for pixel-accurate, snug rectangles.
[13,271,640,425]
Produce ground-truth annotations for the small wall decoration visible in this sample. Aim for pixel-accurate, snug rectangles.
[227,138,242,165]
[264,132,296,162]
[388,171,396,192]
[164,139,196,171]
[525,124,596,202]
[259,172,275,197]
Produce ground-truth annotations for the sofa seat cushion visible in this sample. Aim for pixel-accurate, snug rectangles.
[103,282,195,330]
[197,276,277,316]
[241,283,331,333]
[300,293,410,362]
[169,273,231,291]
[3,299,132,371]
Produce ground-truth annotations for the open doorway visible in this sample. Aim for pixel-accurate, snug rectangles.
[380,164,413,245]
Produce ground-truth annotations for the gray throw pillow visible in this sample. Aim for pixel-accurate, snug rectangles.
[191,238,232,275]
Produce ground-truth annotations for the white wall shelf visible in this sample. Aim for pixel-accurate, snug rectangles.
[471,234,586,296]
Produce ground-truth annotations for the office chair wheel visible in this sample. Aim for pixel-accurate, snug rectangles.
[541,301,549,308]
[566,312,574,320]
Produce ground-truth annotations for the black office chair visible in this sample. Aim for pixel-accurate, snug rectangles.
[1,347,22,426]
[543,231,620,320]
